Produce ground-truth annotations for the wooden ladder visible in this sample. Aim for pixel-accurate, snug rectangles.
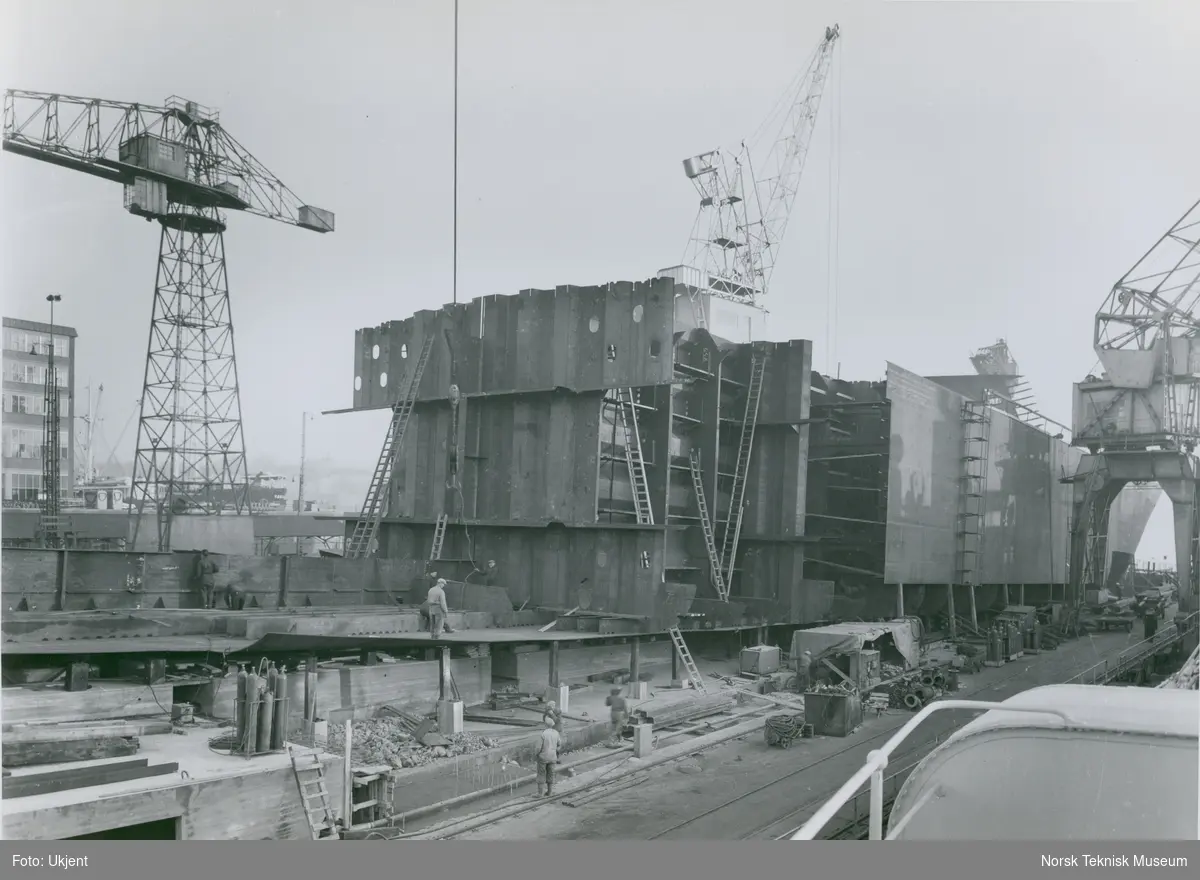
[688,448,729,601]
[289,748,339,840]
[717,351,767,587]
[668,627,708,694]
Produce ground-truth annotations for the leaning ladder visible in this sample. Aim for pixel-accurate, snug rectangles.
[717,352,767,587]
[668,627,708,694]
[615,387,654,525]
[688,449,729,601]
[954,400,991,585]
[429,513,449,562]
[289,748,339,840]
[345,335,437,559]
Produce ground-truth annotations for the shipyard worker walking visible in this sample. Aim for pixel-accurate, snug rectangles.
[536,718,562,798]
[425,578,456,637]
[605,687,628,746]
[194,550,219,609]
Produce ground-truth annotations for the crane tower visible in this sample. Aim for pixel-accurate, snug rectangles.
[659,24,840,325]
[3,91,334,551]
[1070,197,1200,612]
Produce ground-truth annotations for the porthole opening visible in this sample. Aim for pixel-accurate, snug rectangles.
[632,305,644,323]
[372,344,380,360]
[588,317,600,333]
[354,376,362,391]
[400,343,409,359]
[380,372,389,387]
[649,339,662,358]
[606,344,617,362]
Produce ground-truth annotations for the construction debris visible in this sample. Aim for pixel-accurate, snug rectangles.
[327,717,499,769]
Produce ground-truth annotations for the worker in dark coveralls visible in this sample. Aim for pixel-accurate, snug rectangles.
[1141,603,1159,641]
[605,687,628,746]
[194,550,219,609]
[536,717,562,798]
[796,650,814,693]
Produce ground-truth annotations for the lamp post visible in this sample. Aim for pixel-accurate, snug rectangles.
[42,294,63,546]
[297,412,315,516]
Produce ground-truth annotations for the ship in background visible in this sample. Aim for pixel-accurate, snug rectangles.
[968,339,1161,588]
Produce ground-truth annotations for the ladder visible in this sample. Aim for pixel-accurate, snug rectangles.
[345,335,437,559]
[717,352,767,587]
[688,449,729,601]
[954,400,992,585]
[429,513,448,562]
[668,626,708,694]
[289,748,339,840]
[615,387,654,525]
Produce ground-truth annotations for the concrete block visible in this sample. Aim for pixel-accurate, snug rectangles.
[631,681,649,700]
[544,683,570,713]
[632,723,654,758]
[437,700,464,735]
[670,679,687,689]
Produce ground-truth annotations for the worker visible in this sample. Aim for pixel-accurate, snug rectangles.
[425,578,456,637]
[536,717,562,798]
[605,687,628,746]
[542,699,564,733]
[194,549,218,609]
[223,582,245,611]
[796,650,813,693]
[1142,603,1159,641]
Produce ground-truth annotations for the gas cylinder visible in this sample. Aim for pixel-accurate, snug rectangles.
[235,665,248,746]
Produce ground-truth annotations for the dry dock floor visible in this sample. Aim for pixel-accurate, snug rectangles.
[445,629,1135,840]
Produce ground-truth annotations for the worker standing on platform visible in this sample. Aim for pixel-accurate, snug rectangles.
[796,650,813,693]
[536,717,561,798]
[543,699,563,733]
[426,578,456,637]
[605,687,628,746]
[195,549,218,609]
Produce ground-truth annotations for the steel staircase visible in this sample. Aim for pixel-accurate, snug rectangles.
[717,352,767,588]
[615,387,654,525]
[345,335,436,559]
[688,448,729,601]
[954,400,992,585]
[668,626,708,694]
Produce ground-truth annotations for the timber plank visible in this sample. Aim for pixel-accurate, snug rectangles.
[3,759,179,799]
[2,736,139,768]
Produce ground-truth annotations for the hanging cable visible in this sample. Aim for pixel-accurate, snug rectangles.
[453,0,459,305]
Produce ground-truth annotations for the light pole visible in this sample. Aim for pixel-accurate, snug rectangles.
[42,294,63,546]
[297,412,315,515]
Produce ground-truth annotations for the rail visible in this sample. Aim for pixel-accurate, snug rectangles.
[788,701,1072,841]
[1066,611,1198,686]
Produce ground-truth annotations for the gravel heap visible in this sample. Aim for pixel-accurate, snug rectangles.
[326,718,499,769]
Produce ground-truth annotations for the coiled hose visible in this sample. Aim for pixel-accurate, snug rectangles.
[764,714,806,748]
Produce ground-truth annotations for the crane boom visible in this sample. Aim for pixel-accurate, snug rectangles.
[663,25,839,307]
[2,90,334,232]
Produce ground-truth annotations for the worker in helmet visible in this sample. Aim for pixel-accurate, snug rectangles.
[542,699,564,734]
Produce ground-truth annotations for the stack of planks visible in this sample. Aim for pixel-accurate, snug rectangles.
[1,719,171,770]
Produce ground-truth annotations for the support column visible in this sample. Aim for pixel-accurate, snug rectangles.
[1002,583,1009,606]
[670,641,682,689]
[895,583,905,619]
[545,641,569,710]
[629,638,647,699]
[946,585,957,639]
[1018,584,1024,606]
[437,646,463,734]
[968,584,978,631]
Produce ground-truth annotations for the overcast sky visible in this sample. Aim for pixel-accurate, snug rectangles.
[2,0,1197,559]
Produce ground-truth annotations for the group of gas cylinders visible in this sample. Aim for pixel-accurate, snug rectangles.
[984,621,1041,664]
[235,663,291,756]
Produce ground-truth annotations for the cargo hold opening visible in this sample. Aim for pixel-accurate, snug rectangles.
[68,817,181,840]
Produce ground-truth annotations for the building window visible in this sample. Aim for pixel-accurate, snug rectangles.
[2,329,69,358]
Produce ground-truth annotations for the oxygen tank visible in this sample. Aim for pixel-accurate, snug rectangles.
[235,665,248,746]
[271,666,289,750]
[244,669,261,756]
[256,683,274,754]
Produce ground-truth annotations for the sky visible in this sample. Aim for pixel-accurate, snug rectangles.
[1,0,1198,558]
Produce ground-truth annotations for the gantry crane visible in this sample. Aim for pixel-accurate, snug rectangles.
[659,24,840,318]
[3,91,334,552]
[1070,197,1200,613]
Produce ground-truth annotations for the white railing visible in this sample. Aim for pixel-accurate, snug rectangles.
[789,701,1071,840]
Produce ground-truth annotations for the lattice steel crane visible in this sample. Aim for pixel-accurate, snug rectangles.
[3,91,334,552]
[660,24,840,314]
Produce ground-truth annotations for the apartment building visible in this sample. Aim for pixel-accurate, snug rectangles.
[2,317,76,505]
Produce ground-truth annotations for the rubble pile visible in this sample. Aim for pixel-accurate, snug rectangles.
[327,717,499,769]
[1157,644,1200,690]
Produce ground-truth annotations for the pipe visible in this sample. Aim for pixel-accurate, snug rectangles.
[343,719,353,826]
